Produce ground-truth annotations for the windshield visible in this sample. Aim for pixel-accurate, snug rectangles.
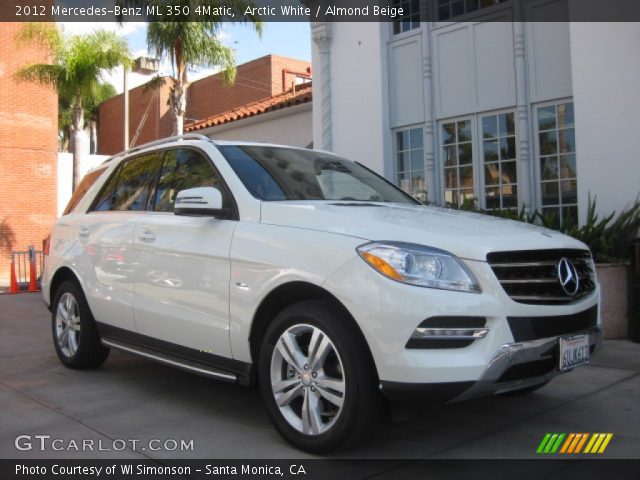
[219,145,418,204]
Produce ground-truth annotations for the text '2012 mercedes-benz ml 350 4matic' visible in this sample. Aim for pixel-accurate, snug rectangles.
[43,134,601,452]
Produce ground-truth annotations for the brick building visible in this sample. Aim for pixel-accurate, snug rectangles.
[0,23,58,281]
[98,54,311,155]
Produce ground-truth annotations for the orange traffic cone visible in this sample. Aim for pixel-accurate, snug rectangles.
[9,255,20,294]
[28,247,39,292]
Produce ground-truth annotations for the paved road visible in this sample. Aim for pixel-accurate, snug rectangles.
[1,293,639,462]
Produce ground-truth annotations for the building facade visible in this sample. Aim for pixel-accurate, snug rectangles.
[0,22,58,281]
[98,55,311,155]
[311,1,640,226]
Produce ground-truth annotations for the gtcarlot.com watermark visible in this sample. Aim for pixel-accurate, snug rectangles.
[14,434,194,452]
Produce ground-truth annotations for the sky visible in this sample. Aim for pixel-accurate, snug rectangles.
[58,21,311,93]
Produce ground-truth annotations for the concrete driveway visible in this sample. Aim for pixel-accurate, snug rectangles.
[1,293,639,461]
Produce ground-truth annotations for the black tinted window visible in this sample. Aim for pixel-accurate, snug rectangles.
[152,149,226,212]
[92,153,160,212]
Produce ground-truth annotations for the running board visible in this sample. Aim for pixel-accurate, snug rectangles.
[101,338,238,383]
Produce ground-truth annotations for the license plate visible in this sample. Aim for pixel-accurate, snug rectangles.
[558,334,590,371]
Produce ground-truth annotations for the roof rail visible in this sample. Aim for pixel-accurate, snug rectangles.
[102,134,215,165]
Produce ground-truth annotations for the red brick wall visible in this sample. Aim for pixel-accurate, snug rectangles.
[98,55,311,155]
[0,23,58,279]
[98,80,171,155]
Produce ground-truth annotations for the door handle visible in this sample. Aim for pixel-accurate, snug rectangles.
[79,226,90,238]
[138,230,156,242]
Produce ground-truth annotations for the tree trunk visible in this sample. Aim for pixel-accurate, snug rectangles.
[89,121,97,154]
[172,39,188,136]
[71,103,87,191]
[72,128,89,191]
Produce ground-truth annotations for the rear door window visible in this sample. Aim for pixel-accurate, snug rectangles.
[92,153,162,212]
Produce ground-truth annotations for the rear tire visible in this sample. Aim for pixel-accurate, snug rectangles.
[258,300,383,453]
[52,280,109,369]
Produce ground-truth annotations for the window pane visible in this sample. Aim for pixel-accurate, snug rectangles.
[541,156,558,180]
[92,168,121,212]
[153,149,220,212]
[398,171,411,193]
[559,154,576,179]
[485,188,500,209]
[542,207,560,229]
[500,112,515,136]
[397,130,408,151]
[483,140,499,162]
[411,149,423,171]
[442,123,456,144]
[466,0,479,12]
[457,120,472,142]
[538,105,556,130]
[500,137,516,160]
[411,171,426,196]
[444,189,458,207]
[484,163,500,186]
[561,179,577,204]
[459,143,473,165]
[562,206,578,226]
[452,0,464,17]
[539,131,557,155]
[502,161,517,184]
[541,181,559,206]
[410,128,423,149]
[438,5,450,20]
[444,167,458,188]
[460,166,473,188]
[482,116,497,139]
[444,145,457,167]
[558,128,575,154]
[502,185,518,208]
[397,152,407,172]
[558,103,574,128]
[111,153,159,211]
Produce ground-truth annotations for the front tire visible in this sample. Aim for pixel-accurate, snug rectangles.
[258,300,383,453]
[52,280,110,369]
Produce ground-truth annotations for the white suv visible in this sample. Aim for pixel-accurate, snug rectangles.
[43,134,602,452]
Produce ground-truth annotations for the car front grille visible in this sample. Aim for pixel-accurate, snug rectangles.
[507,305,598,342]
[487,249,596,305]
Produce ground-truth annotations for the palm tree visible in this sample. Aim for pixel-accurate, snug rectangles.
[141,1,263,134]
[16,24,131,189]
[58,82,116,154]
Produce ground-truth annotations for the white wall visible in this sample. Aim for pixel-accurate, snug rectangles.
[200,104,312,148]
[57,152,109,216]
[312,22,388,175]
[569,22,640,222]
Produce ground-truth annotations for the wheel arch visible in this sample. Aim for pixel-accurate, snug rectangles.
[248,281,378,379]
[48,266,83,309]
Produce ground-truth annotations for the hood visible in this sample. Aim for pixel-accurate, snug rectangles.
[259,201,587,261]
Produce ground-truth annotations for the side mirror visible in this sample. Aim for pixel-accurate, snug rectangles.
[174,187,226,217]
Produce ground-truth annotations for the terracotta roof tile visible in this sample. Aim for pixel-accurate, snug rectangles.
[185,82,312,132]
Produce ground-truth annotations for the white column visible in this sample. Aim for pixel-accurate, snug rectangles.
[513,19,533,211]
[422,26,438,205]
[311,22,333,151]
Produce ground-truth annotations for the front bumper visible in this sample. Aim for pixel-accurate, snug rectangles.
[380,326,603,405]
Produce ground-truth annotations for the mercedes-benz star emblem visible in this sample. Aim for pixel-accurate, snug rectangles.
[557,257,580,296]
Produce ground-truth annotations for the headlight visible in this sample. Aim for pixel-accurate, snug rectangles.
[357,242,480,293]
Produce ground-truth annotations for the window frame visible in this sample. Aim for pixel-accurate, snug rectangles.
[477,108,519,211]
[393,125,427,202]
[438,115,477,208]
[391,0,423,37]
[532,98,578,226]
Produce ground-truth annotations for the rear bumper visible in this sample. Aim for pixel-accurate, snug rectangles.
[380,326,603,405]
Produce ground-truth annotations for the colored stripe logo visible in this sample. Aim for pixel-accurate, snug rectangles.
[537,433,613,454]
